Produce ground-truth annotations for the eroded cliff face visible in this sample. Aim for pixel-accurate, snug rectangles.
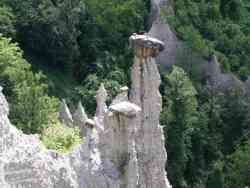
[0,34,171,188]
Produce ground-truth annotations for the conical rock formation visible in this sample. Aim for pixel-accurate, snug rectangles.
[59,99,74,127]
[73,101,88,136]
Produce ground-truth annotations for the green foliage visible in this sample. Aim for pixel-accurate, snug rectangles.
[163,66,198,126]
[0,5,16,38]
[161,66,250,188]
[183,106,211,188]
[161,66,198,188]
[74,50,131,115]
[225,141,250,188]
[82,0,145,47]
[76,0,147,81]
[3,0,84,67]
[11,81,59,134]
[177,26,212,58]
[42,119,82,153]
[0,35,58,134]
[76,69,126,115]
[218,89,249,154]
[162,7,250,186]
[206,161,224,188]
[84,0,146,47]
[0,36,82,152]
[0,0,149,134]
[184,86,250,188]
[2,0,250,187]
[0,0,148,114]
[165,0,250,78]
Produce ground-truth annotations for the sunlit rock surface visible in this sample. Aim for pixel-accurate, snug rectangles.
[130,34,171,188]
[0,34,171,188]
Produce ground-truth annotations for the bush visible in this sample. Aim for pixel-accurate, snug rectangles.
[225,141,250,188]
[0,5,16,38]
[0,35,59,134]
[41,119,82,153]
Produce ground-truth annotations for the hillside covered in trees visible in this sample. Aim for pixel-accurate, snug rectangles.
[0,0,250,187]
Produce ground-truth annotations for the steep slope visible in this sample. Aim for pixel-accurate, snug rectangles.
[149,0,178,68]
[148,0,246,92]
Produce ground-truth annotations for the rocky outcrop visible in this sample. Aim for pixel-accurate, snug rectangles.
[0,34,171,188]
[203,55,244,92]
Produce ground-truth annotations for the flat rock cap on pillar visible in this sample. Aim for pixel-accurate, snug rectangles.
[85,119,95,128]
[129,33,165,58]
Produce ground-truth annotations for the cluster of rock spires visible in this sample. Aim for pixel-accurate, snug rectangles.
[59,99,88,135]
[0,34,171,188]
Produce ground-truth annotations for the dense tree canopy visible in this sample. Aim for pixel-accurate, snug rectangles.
[166,0,250,80]
[161,67,250,188]
[0,0,148,151]
[0,35,58,134]
[225,141,250,188]
[161,66,198,188]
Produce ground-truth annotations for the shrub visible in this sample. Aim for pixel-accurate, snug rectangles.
[42,119,82,154]
[0,35,59,134]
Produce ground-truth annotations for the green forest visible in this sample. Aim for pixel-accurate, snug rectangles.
[0,0,249,187]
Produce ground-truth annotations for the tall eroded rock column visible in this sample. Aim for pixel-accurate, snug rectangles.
[129,34,171,188]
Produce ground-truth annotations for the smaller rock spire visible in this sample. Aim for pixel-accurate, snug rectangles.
[59,99,73,127]
[95,84,108,130]
[73,101,88,136]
